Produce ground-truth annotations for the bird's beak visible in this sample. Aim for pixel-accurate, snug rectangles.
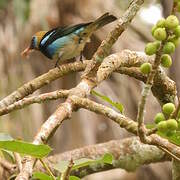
[21,46,34,58]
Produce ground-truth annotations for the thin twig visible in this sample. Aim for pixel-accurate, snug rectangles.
[0,89,70,116]
[60,159,74,180]
[158,146,180,162]
[39,158,56,180]
[146,127,157,136]
[170,96,180,119]
[136,40,167,142]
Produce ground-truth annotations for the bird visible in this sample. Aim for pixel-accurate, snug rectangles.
[21,13,117,67]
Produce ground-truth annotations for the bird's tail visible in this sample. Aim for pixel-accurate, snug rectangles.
[88,13,117,31]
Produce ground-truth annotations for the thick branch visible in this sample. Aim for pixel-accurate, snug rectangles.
[35,137,168,178]
[0,138,169,179]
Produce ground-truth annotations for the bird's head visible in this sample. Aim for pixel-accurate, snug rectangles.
[21,31,47,57]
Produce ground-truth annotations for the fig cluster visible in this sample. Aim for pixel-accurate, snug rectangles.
[140,15,180,74]
[154,102,179,134]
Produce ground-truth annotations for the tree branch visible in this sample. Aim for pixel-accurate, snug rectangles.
[0,61,86,109]
[71,95,138,134]
[35,137,169,178]
[71,96,180,159]
[0,89,70,116]
[137,41,165,143]
[98,50,176,105]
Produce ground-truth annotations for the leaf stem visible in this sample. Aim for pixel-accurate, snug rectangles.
[39,158,56,180]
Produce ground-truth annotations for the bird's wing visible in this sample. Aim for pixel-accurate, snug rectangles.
[39,22,91,50]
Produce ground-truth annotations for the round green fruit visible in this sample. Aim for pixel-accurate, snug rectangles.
[153,28,167,41]
[162,103,175,115]
[151,25,157,36]
[174,25,180,37]
[157,121,168,132]
[145,42,157,55]
[165,15,179,29]
[156,18,165,28]
[163,42,175,54]
[153,41,161,49]
[166,119,178,131]
[140,63,152,74]
[154,113,165,124]
[161,54,172,68]
[169,36,180,47]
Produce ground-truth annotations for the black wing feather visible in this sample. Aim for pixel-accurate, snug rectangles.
[39,22,91,52]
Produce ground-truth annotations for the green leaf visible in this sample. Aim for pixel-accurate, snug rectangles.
[1,150,15,163]
[0,136,51,158]
[91,90,124,113]
[69,176,81,180]
[32,172,53,180]
[55,153,114,173]
[157,130,180,146]
[73,158,94,170]
[102,153,114,164]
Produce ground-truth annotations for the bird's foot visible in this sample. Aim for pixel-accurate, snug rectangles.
[55,59,61,69]
[79,51,83,62]
[55,64,61,69]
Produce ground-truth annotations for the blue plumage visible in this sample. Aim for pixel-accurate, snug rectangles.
[46,36,72,59]
[21,13,117,67]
